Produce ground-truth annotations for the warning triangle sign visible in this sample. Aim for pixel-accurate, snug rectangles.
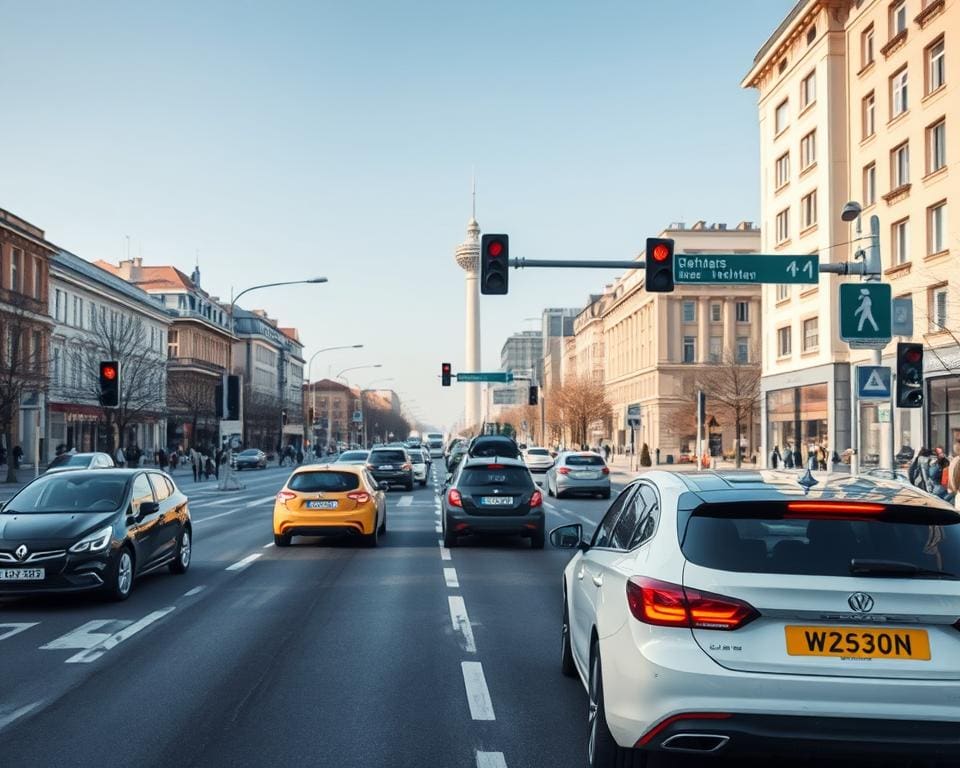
[863,370,887,392]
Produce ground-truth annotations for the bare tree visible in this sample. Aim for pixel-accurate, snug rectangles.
[244,390,282,452]
[554,376,612,448]
[166,370,217,449]
[696,351,762,468]
[0,293,48,482]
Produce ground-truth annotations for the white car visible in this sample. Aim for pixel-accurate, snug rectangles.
[408,449,429,487]
[551,470,960,767]
[522,446,554,479]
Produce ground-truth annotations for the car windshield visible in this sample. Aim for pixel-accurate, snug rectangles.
[239,450,259,456]
[48,454,92,468]
[460,466,532,488]
[288,471,360,493]
[565,455,604,466]
[4,475,129,514]
[370,450,407,463]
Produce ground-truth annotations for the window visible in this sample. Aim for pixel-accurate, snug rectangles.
[927,37,945,93]
[591,485,638,548]
[736,301,750,322]
[800,130,816,169]
[682,336,696,363]
[777,326,792,357]
[54,289,63,322]
[776,283,790,302]
[736,337,750,364]
[892,218,910,264]
[168,329,179,358]
[929,201,947,254]
[891,142,910,187]
[708,336,722,363]
[72,296,83,328]
[775,100,788,134]
[863,163,877,206]
[33,258,41,299]
[800,71,816,108]
[930,286,948,331]
[131,474,155,514]
[31,331,42,372]
[710,303,721,323]
[681,300,696,323]
[11,249,21,292]
[891,67,908,117]
[890,0,907,36]
[775,152,790,188]
[149,473,172,501]
[862,24,875,68]
[802,317,819,351]
[806,25,816,46]
[928,119,946,173]
[801,190,817,230]
[862,91,876,137]
[776,208,790,244]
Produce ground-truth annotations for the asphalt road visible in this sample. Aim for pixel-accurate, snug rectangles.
[0,464,951,768]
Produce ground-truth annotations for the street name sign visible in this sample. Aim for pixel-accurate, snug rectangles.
[674,254,818,285]
[839,283,892,347]
[456,371,514,383]
[857,365,892,400]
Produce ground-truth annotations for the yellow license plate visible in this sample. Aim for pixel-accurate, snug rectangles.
[785,626,930,660]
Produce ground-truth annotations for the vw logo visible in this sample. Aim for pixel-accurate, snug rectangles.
[14,544,29,562]
[848,592,875,613]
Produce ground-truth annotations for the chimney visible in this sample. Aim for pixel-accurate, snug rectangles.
[736,220,754,231]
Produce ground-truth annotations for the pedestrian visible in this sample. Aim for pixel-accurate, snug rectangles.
[909,447,926,487]
[170,452,179,471]
[114,446,126,468]
[215,448,223,479]
[769,445,781,469]
[948,443,960,510]
[296,447,304,465]
[816,443,827,471]
[783,447,795,469]
[157,447,166,470]
[204,455,215,479]
[191,448,200,481]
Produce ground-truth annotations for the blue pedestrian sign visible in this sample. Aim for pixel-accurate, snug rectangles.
[857,365,891,400]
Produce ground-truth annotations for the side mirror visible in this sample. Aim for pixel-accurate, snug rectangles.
[137,501,160,520]
[378,481,389,491]
[549,523,585,550]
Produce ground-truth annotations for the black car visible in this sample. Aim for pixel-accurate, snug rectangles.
[366,447,414,491]
[235,448,267,470]
[0,469,192,601]
[468,435,522,460]
[442,456,544,548]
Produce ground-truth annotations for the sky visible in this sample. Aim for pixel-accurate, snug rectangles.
[1,0,795,430]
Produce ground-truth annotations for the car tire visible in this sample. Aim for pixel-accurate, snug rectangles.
[547,479,555,497]
[419,480,427,487]
[274,533,292,547]
[169,527,191,574]
[588,643,646,768]
[364,521,379,548]
[379,509,387,535]
[556,487,566,500]
[530,525,545,549]
[104,547,135,602]
[561,596,577,678]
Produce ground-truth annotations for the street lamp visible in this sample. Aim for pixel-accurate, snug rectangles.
[306,344,363,447]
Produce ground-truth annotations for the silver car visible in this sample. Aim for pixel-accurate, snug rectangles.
[546,451,610,499]
[522,447,554,482]
[45,452,115,474]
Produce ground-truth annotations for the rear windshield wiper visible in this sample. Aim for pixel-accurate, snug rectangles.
[850,559,958,580]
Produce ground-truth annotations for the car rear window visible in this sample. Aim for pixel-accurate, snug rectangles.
[338,451,368,462]
[289,471,360,492]
[460,467,533,488]
[565,454,604,466]
[408,451,425,462]
[527,449,549,456]
[471,441,520,458]
[369,450,407,463]
[681,502,960,578]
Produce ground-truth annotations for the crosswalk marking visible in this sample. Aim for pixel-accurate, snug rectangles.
[397,495,413,507]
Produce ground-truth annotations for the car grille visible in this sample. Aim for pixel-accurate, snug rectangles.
[0,549,67,563]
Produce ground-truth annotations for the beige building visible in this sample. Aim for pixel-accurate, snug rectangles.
[744,0,957,465]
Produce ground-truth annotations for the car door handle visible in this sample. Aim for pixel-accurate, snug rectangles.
[591,573,603,588]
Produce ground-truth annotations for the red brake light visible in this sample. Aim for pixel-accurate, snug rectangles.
[530,490,543,508]
[276,490,297,502]
[786,501,885,518]
[347,491,370,504]
[601,466,610,475]
[487,464,504,469]
[626,577,758,631]
[558,467,570,475]
[447,489,463,508]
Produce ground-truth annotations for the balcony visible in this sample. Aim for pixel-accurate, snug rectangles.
[167,357,225,376]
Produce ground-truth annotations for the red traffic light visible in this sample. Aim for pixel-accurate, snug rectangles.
[487,240,504,258]
[442,363,451,373]
[101,364,117,380]
[904,348,922,364]
[652,243,670,262]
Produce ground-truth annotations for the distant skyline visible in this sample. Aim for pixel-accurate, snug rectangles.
[0,0,794,428]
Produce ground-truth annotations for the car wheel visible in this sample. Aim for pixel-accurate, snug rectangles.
[274,532,292,547]
[419,480,427,487]
[379,508,387,535]
[104,547,135,602]
[169,527,191,574]
[364,520,379,548]
[588,643,646,768]
[530,525,545,549]
[547,479,555,497]
[561,595,577,678]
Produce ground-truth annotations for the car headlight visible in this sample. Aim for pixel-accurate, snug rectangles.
[69,525,114,554]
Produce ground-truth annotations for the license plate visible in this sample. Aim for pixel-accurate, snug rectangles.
[306,500,339,510]
[0,568,45,581]
[573,471,597,480]
[785,625,930,660]
[380,465,394,470]
[480,496,513,506]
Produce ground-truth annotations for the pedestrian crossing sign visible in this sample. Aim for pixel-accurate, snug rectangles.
[856,365,891,400]
[839,283,892,346]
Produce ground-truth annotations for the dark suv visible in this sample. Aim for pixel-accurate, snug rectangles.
[467,435,522,460]
[366,447,414,491]
[442,456,544,548]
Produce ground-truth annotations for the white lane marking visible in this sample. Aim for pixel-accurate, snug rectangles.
[439,543,451,561]
[183,586,206,597]
[204,497,238,507]
[263,542,274,548]
[435,522,443,533]
[66,607,176,664]
[443,567,459,588]
[0,622,38,642]
[448,596,476,653]
[397,495,412,507]
[0,701,43,732]
[461,661,495,720]
[193,495,277,524]
[247,495,278,506]
[226,553,262,571]
[40,620,130,650]
[476,752,507,768]
[543,501,594,526]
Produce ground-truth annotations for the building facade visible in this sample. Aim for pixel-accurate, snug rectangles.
[304,378,359,451]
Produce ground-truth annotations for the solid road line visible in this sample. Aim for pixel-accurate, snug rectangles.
[476,752,508,768]
[461,661,496,721]
[443,567,459,588]
[448,596,476,653]
[193,495,277,525]
[226,553,262,571]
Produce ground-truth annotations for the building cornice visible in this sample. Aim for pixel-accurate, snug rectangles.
[50,267,172,325]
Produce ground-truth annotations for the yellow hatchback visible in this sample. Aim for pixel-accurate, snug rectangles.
[273,465,387,547]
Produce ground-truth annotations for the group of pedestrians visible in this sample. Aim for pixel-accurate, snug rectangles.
[769,442,838,471]
[277,444,304,466]
[909,444,960,507]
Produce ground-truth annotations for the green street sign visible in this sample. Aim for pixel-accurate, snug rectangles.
[456,371,514,383]
[839,283,892,346]
[673,254,818,285]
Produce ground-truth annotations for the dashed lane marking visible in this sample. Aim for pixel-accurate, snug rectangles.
[226,553,262,571]
[183,586,206,597]
[443,567,459,588]
[461,661,495,720]
[263,542,274,548]
[0,623,38,642]
[0,701,44,733]
[397,495,412,507]
[476,752,507,768]
[438,540,451,561]
[448,596,476,653]
[66,607,176,664]
[435,522,443,533]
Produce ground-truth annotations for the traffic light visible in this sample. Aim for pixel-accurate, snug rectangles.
[528,385,538,406]
[215,375,241,420]
[281,409,288,426]
[645,237,675,293]
[441,362,452,387]
[98,360,120,408]
[896,343,924,408]
[480,234,509,295]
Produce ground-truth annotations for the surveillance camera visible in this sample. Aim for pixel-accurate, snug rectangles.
[840,201,862,222]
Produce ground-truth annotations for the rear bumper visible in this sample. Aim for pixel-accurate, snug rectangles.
[556,478,610,494]
[370,470,412,486]
[273,503,376,536]
[446,508,544,536]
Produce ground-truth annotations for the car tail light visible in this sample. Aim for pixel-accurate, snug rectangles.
[635,713,733,748]
[276,490,297,502]
[601,466,610,475]
[529,490,543,508]
[487,464,504,469]
[626,577,758,631]
[787,501,885,515]
[447,489,463,508]
[402,463,412,471]
[347,491,370,504]
[557,467,570,475]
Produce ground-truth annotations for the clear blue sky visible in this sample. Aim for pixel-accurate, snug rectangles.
[1,0,794,429]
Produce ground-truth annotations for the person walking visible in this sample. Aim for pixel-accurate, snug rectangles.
[190,448,200,482]
[769,445,782,469]
[783,446,795,469]
[816,442,827,471]
[114,446,126,468]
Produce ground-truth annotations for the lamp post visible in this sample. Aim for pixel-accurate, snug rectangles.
[335,364,382,448]
[306,344,363,449]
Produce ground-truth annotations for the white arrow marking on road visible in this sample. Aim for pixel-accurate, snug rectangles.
[226,553,263,571]
[397,495,412,507]
[66,607,175,664]
[41,620,130,650]
[461,662,495,720]
[443,567,459,587]
[476,752,507,768]
[0,622,38,642]
[449,596,476,653]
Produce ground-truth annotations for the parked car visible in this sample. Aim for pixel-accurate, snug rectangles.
[0,469,192,600]
[45,452,115,474]
[366,447,414,491]
[467,435,522,459]
[442,456,543,548]
[545,451,611,499]
[235,448,267,470]
[551,470,960,767]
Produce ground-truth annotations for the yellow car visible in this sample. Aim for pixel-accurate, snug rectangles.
[273,465,387,547]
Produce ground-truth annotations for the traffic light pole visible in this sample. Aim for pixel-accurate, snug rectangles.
[510,258,646,270]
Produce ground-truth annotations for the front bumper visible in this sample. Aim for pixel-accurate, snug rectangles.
[445,508,544,536]
[273,502,376,536]
[0,551,110,595]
